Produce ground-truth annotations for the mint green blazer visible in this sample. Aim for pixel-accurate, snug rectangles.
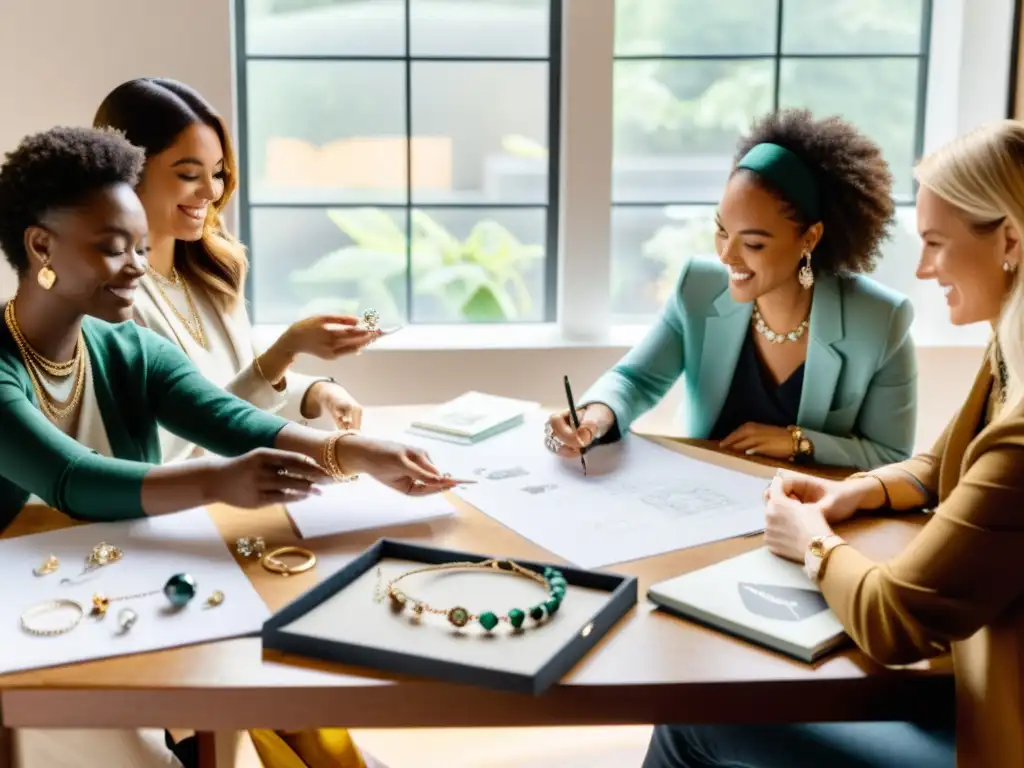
[581,257,917,469]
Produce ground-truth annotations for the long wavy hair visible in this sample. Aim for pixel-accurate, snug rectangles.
[915,119,1024,417]
[94,77,246,311]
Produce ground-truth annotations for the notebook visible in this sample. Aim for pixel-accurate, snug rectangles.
[647,546,848,663]
[407,391,539,444]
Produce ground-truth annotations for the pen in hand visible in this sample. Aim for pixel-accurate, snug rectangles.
[563,375,588,476]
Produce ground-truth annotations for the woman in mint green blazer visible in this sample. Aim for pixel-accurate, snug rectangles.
[546,109,916,470]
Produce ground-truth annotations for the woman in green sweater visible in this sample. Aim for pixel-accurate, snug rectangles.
[0,125,456,532]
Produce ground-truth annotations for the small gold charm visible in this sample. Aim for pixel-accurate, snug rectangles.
[87,542,123,568]
[205,590,225,608]
[91,594,110,618]
[33,554,59,576]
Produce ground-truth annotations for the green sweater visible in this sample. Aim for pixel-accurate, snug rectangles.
[0,316,289,530]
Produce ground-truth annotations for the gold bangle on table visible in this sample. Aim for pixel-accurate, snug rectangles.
[260,546,317,577]
[21,598,85,636]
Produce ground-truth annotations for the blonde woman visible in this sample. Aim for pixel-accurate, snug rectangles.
[642,120,1024,767]
[94,78,375,464]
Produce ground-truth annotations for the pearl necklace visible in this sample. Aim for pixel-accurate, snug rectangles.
[751,305,809,344]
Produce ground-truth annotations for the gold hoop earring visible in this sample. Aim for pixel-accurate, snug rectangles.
[37,264,56,290]
[798,251,814,290]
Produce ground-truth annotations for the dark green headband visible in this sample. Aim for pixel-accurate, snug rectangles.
[736,142,821,221]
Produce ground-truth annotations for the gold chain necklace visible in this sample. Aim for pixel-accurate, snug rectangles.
[752,305,809,344]
[4,300,86,422]
[4,301,78,376]
[147,267,209,350]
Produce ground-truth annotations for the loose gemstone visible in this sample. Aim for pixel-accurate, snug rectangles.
[479,611,499,631]
[447,606,470,627]
[163,573,197,607]
[508,608,525,628]
[529,604,545,621]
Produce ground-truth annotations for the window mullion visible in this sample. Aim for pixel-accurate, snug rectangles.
[557,0,615,341]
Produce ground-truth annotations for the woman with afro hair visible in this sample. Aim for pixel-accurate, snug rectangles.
[546,108,916,470]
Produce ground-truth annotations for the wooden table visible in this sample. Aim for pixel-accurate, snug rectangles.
[0,406,952,765]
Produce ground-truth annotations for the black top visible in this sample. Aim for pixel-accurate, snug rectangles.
[709,331,804,440]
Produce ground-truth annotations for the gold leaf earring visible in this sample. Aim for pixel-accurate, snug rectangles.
[33,554,59,576]
[37,263,56,290]
[798,251,814,290]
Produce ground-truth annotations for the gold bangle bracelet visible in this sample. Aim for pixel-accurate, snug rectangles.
[21,598,85,636]
[260,546,317,576]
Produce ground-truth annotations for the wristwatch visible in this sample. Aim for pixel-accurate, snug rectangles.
[787,425,814,463]
[803,534,847,583]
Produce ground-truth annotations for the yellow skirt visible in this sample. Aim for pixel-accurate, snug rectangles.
[249,729,367,768]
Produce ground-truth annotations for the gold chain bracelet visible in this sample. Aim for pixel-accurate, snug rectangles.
[322,431,359,482]
[373,558,567,632]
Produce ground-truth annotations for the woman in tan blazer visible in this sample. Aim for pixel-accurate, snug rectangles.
[642,120,1024,768]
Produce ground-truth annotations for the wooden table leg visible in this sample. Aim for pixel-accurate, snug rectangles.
[0,726,12,768]
[196,730,244,768]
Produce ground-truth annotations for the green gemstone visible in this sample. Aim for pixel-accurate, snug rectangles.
[552,584,565,597]
[529,604,545,621]
[479,611,499,631]
[545,599,560,615]
[447,606,470,628]
[508,608,525,628]
[550,576,566,588]
[543,567,555,579]
[163,573,197,607]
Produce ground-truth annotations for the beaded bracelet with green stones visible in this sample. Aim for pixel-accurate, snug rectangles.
[374,558,567,632]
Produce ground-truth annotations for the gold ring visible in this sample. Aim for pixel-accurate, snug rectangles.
[260,546,317,576]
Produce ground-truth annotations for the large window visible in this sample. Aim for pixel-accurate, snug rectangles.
[236,0,560,326]
[610,0,932,318]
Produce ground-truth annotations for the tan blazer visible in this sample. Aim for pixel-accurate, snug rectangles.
[133,275,331,462]
[821,351,1024,767]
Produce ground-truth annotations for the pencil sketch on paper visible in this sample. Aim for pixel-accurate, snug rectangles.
[636,485,735,516]
[521,483,558,495]
[471,466,531,481]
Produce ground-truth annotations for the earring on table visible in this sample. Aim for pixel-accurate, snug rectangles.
[61,542,123,585]
[33,554,59,576]
[798,250,814,289]
[235,536,266,559]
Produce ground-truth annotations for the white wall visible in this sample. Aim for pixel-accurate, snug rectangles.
[0,0,235,297]
[0,0,1011,453]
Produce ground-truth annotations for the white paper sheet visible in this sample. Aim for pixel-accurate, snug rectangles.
[395,412,770,568]
[286,478,457,539]
[0,508,269,675]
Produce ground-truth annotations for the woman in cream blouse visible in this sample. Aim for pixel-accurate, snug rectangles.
[94,77,377,464]
[642,120,1024,768]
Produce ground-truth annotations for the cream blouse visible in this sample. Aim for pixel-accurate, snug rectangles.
[132,272,331,463]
